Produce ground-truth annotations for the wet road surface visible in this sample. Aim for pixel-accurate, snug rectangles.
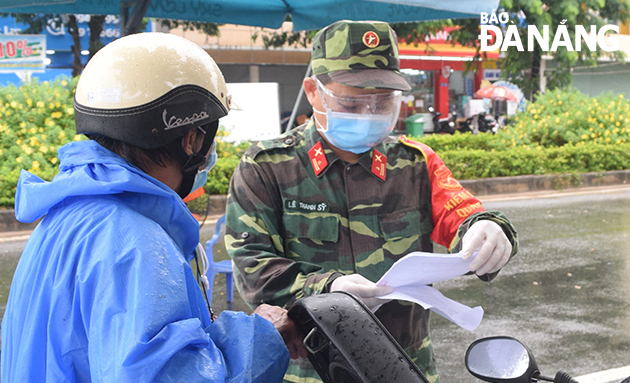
[432,187,630,382]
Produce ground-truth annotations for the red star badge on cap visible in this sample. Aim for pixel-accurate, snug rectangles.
[371,149,387,181]
[308,142,328,176]
[362,31,380,48]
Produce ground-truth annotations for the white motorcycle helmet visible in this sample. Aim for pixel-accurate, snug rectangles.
[74,32,230,197]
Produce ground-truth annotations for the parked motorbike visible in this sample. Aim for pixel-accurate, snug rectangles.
[479,113,499,134]
[466,336,579,383]
[428,106,456,134]
[459,112,499,135]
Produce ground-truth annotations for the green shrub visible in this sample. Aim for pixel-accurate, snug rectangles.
[409,88,630,152]
[439,147,546,179]
[215,127,251,159]
[0,79,248,208]
[440,142,630,180]
[186,193,211,215]
[0,77,81,206]
[205,155,241,195]
[503,88,630,147]
[412,131,509,152]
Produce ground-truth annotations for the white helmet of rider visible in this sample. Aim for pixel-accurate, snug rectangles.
[74,32,230,197]
[74,32,230,149]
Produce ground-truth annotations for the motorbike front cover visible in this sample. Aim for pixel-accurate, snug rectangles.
[288,291,430,383]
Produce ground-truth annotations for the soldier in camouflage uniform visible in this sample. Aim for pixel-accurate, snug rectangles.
[226,20,518,383]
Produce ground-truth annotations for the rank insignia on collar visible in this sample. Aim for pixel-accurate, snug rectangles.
[371,149,387,181]
[308,141,328,176]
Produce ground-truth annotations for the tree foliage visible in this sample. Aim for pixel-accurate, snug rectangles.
[251,29,316,48]
[246,1,630,98]
[497,0,629,98]
[2,13,53,34]
[159,20,221,37]
[392,0,630,99]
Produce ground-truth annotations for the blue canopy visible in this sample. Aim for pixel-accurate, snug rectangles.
[1,0,499,31]
[1,0,71,8]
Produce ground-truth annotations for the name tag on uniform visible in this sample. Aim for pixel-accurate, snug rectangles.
[285,199,330,213]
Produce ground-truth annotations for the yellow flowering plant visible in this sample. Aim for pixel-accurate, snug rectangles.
[0,78,249,208]
[0,77,81,206]
[504,88,630,147]
[407,88,630,180]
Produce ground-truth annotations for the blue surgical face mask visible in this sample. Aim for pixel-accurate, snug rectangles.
[191,141,218,192]
[313,108,394,154]
[312,77,400,154]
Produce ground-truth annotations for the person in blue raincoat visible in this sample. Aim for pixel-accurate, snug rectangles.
[1,32,307,383]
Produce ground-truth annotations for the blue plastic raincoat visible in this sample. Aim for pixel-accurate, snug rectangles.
[1,140,289,382]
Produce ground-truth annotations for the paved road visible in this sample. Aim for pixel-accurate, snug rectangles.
[2,185,630,382]
[432,185,630,383]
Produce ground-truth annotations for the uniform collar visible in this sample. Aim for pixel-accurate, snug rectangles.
[356,142,388,182]
[304,118,388,181]
[304,119,337,177]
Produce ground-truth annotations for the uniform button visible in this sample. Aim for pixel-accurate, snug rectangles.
[346,166,352,173]
[241,232,249,239]
[284,138,294,145]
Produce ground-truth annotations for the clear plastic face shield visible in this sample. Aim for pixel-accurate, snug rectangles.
[315,77,402,128]
[312,77,403,154]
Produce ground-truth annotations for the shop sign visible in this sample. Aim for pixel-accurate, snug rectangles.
[482,69,501,80]
[0,15,120,51]
[482,59,502,70]
[0,34,46,72]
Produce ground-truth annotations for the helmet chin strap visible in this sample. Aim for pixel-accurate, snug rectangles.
[167,120,218,199]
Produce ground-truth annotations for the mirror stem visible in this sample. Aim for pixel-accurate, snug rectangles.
[533,371,556,382]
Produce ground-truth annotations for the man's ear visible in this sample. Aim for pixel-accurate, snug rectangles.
[181,129,198,156]
[303,77,319,107]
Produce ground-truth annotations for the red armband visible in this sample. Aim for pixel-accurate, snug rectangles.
[399,136,484,249]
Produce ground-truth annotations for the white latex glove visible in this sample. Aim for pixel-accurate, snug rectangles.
[461,220,512,276]
[331,274,393,311]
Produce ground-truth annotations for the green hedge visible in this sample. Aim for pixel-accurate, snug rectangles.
[415,131,509,152]
[435,143,630,180]
[410,87,630,180]
[1,80,629,208]
[0,77,80,207]
[0,78,248,208]
[505,88,630,147]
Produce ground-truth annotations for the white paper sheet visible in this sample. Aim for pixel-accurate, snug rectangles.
[377,251,476,288]
[375,251,484,331]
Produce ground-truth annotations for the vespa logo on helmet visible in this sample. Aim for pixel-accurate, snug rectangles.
[162,109,210,131]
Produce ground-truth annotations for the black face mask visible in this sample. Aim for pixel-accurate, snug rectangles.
[166,120,218,199]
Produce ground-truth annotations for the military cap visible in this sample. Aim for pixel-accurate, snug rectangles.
[311,20,411,91]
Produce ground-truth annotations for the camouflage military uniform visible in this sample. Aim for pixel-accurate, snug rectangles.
[225,120,518,383]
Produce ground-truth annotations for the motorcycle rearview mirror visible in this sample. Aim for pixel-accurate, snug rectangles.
[465,336,537,383]
[465,336,582,383]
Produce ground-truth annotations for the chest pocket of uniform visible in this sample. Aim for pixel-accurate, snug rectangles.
[378,207,422,241]
[282,213,339,242]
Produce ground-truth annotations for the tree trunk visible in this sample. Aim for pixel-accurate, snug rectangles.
[529,47,541,100]
[88,15,106,61]
[66,15,83,77]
